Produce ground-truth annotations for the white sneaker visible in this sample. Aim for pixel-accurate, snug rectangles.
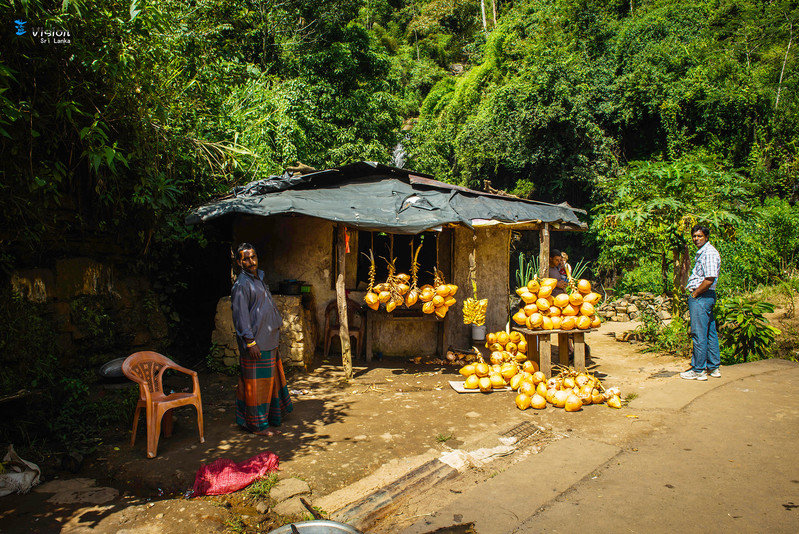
[708,368,721,378]
[680,369,708,381]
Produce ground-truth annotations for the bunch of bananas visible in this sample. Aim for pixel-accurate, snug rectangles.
[462,297,488,326]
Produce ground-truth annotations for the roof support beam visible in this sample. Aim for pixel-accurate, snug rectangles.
[336,224,353,380]
[538,223,550,279]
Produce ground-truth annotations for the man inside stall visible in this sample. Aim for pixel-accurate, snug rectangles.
[548,249,568,296]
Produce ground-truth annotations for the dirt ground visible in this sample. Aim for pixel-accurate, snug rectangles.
[1,300,796,533]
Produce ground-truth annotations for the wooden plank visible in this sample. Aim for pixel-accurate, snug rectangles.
[336,225,353,380]
[512,327,596,377]
[558,333,570,366]
[364,309,446,359]
[573,331,586,372]
[539,333,552,378]
[527,331,540,370]
[365,312,375,362]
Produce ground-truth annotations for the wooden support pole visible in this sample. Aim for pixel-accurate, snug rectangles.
[539,222,550,278]
[336,224,353,380]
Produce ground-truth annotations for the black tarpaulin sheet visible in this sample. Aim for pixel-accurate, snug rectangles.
[185,163,586,233]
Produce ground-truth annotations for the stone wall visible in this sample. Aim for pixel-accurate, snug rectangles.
[597,292,673,322]
[10,258,170,359]
[211,295,317,369]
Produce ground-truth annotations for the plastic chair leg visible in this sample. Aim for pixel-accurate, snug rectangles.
[147,408,162,459]
[130,405,142,446]
[196,404,205,443]
[162,410,174,438]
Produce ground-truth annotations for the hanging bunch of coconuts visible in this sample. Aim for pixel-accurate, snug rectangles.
[512,262,602,331]
[459,331,539,392]
[418,268,458,318]
[363,241,457,317]
[513,365,623,411]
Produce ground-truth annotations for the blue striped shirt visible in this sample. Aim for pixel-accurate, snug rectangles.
[687,242,721,291]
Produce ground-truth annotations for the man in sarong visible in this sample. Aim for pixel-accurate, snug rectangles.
[231,243,293,435]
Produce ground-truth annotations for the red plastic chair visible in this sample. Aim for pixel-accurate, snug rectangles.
[122,351,205,458]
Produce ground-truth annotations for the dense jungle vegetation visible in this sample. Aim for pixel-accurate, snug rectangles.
[1,0,798,452]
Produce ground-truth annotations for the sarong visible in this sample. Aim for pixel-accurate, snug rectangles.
[236,348,293,432]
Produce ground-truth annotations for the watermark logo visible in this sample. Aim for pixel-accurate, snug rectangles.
[13,19,71,44]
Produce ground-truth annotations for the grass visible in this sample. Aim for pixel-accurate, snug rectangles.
[245,473,279,499]
[435,433,453,443]
[224,517,245,533]
[624,393,639,403]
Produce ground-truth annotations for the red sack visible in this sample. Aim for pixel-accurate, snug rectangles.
[192,451,279,496]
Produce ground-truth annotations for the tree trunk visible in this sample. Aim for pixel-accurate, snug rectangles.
[661,252,669,294]
[775,19,793,110]
[491,0,497,27]
[672,245,691,292]
[480,0,487,32]
[336,225,352,380]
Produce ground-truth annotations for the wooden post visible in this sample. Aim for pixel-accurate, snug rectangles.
[539,223,550,278]
[336,225,353,380]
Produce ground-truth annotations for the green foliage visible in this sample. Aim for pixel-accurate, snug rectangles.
[716,297,780,364]
[613,259,669,295]
[777,275,799,318]
[435,432,453,443]
[635,311,692,358]
[70,296,117,353]
[245,473,280,499]
[514,253,538,288]
[207,343,239,376]
[716,198,799,292]
[592,157,751,291]
[0,287,138,453]
[0,288,57,396]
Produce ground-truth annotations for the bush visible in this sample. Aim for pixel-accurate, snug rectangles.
[716,297,780,364]
[0,286,138,455]
[717,198,799,292]
[614,259,669,295]
[635,310,692,358]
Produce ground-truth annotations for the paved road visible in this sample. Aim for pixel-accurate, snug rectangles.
[399,359,799,534]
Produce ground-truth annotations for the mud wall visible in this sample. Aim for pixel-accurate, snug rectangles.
[228,217,512,358]
[447,226,512,349]
[232,214,348,331]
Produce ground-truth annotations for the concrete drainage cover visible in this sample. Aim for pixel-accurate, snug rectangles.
[501,421,547,444]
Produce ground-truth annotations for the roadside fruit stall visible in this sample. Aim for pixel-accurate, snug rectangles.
[510,272,601,376]
[188,162,587,380]
[446,259,625,413]
[450,329,623,412]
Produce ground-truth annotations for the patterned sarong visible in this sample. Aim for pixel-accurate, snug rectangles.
[236,348,293,432]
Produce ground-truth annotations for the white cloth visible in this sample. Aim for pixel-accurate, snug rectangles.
[0,444,41,497]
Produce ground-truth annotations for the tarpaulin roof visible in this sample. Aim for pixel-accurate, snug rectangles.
[186,162,587,235]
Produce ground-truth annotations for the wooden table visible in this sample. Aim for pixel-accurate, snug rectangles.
[365,309,447,361]
[512,327,598,378]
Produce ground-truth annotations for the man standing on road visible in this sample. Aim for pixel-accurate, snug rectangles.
[681,225,722,381]
[231,243,293,435]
